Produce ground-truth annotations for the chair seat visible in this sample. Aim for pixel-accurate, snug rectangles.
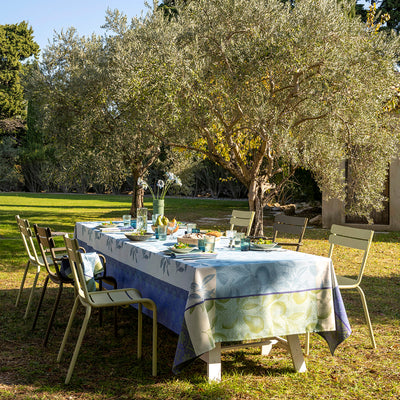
[88,288,143,307]
[337,275,358,288]
[38,255,56,266]
[305,224,376,355]
[59,235,158,384]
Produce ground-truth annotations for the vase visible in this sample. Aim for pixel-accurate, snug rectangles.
[153,199,165,217]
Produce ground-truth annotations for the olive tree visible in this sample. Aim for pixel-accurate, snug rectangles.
[27,9,175,213]
[158,0,400,234]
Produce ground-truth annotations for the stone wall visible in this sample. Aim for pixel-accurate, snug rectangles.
[322,158,400,231]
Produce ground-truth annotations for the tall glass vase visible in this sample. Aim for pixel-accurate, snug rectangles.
[153,199,165,217]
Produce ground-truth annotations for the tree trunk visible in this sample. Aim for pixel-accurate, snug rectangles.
[130,169,144,216]
[247,180,267,237]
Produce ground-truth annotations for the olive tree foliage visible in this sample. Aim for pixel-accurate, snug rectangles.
[25,30,119,193]
[157,0,400,234]
[101,9,181,213]
[25,9,174,213]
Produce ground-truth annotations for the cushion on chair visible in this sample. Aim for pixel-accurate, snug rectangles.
[60,253,103,291]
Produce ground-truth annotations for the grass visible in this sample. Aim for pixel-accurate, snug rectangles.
[1,192,400,399]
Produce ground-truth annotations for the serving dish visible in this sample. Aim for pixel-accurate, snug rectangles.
[251,242,278,250]
[168,245,197,254]
[125,232,153,241]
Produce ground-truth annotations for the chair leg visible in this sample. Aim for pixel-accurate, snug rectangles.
[98,280,103,327]
[137,304,142,359]
[58,296,79,362]
[99,308,103,327]
[32,275,49,330]
[152,305,158,377]
[305,332,310,355]
[64,305,92,384]
[356,286,377,349]
[43,283,63,347]
[113,307,118,337]
[99,307,118,337]
[16,260,30,307]
[98,281,118,337]
[23,267,40,319]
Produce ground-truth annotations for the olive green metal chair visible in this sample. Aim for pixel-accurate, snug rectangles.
[32,224,75,346]
[15,215,47,319]
[272,215,308,252]
[305,224,376,354]
[58,235,158,384]
[230,210,255,236]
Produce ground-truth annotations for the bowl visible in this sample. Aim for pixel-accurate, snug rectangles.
[168,246,197,254]
[151,225,179,235]
[125,232,153,241]
[251,242,278,250]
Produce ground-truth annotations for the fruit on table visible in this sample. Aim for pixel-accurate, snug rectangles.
[255,238,273,244]
[162,216,169,226]
[155,215,164,226]
[174,242,189,249]
[169,217,177,227]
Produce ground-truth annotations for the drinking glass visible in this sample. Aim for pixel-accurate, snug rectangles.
[198,238,206,252]
[205,236,216,252]
[226,230,236,247]
[158,225,167,241]
[234,232,245,249]
[240,237,251,251]
[187,223,196,234]
[152,213,160,226]
[137,208,148,231]
[136,216,144,231]
[122,214,131,227]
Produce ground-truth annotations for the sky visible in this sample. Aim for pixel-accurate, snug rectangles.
[1,0,150,53]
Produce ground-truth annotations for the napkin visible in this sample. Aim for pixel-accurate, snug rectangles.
[60,252,103,291]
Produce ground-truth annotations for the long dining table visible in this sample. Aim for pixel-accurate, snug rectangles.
[75,221,351,381]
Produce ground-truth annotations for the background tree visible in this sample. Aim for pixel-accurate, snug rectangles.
[157,0,400,235]
[0,22,39,191]
[25,10,179,213]
[157,0,188,21]
[363,0,400,31]
[0,22,39,128]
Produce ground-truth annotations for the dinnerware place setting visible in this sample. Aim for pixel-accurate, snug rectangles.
[95,216,285,257]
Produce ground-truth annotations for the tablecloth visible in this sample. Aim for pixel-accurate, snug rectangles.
[75,221,351,373]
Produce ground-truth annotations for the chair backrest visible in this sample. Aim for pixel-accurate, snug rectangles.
[272,215,308,251]
[63,235,90,301]
[328,224,374,285]
[229,210,255,236]
[33,224,68,282]
[15,215,42,266]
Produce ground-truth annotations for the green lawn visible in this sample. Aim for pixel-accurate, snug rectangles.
[1,192,400,399]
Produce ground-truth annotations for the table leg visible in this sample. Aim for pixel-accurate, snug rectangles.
[261,339,279,355]
[200,342,222,382]
[286,334,307,373]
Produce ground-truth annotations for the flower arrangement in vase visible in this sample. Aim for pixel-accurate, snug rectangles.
[138,172,182,216]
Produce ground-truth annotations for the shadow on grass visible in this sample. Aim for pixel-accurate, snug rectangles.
[1,285,312,399]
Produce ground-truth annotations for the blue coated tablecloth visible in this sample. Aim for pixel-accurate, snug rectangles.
[75,221,351,373]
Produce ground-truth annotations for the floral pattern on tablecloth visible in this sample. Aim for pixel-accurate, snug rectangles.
[173,255,350,373]
[75,221,351,375]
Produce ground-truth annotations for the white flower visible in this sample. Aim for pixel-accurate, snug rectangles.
[138,172,181,200]
[137,177,148,190]
[175,177,182,186]
[165,171,175,182]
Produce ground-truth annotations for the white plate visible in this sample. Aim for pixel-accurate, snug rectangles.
[251,242,278,250]
[168,246,197,254]
[125,233,153,241]
[251,244,282,251]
